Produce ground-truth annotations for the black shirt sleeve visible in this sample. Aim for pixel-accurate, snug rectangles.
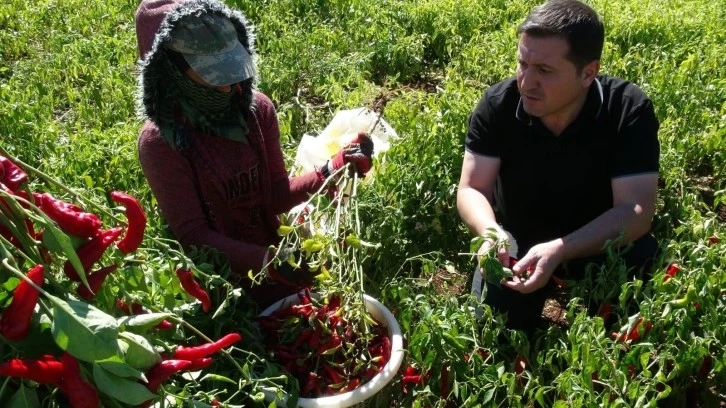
[465,90,500,157]
[610,97,660,178]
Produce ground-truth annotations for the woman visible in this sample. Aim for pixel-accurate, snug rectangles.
[135,0,373,308]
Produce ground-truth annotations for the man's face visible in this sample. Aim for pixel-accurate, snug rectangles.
[516,33,596,121]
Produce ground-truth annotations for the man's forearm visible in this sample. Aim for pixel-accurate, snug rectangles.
[558,203,653,261]
[456,187,503,237]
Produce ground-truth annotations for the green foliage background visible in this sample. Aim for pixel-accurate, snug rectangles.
[1,0,724,406]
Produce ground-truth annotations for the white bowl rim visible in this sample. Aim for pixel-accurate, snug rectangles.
[259,292,404,408]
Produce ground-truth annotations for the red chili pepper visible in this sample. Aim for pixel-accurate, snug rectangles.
[116,298,132,315]
[258,316,283,330]
[186,357,213,371]
[698,355,712,379]
[35,193,101,238]
[303,372,319,397]
[380,336,391,366]
[291,328,314,351]
[402,374,424,384]
[597,301,613,322]
[322,362,344,385]
[315,331,343,356]
[0,155,28,191]
[346,377,361,392]
[440,362,449,399]
[63,227,123,282]
[77,264,118,301]
[144,359,193,393]
[109,191,147,254]
[175,268,212,313]
[0,354,64,383]
[173,333,242,361]
[611,317,653,342]
[0,265,44,341]
[155,320,174,330]
[663,263,680,282]
[299,290,312,305]
[60,352,100,408]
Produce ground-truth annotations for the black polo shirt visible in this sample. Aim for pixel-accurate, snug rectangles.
[465,75,660,255]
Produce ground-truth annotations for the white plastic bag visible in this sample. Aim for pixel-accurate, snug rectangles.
[293,107,398,179]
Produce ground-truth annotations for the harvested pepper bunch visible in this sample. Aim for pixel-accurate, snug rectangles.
[34,192,102,238]
[0,354,64,384]
[0,264,44,341]
[63,227,123,282]
[110,190,147,254]
[259,291,391,398]
[59,352,100,408]
[0,155,29,191]
[176,268,212,313]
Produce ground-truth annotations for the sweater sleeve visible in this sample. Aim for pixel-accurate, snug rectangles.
[137,123,269,276]
[254,93,326,215]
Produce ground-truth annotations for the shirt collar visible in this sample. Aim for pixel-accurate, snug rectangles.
[515,77,604,124]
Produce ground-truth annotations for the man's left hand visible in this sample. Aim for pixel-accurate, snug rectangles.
[503,239,564,294]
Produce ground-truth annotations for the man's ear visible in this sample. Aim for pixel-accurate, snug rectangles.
[581,60,600,85]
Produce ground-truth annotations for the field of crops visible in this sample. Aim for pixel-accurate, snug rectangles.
[1,0,724,407]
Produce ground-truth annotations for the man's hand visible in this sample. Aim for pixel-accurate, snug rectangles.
[327,132,374,177]
[475,228,512,267]
[503,239,564,293]
[477,235,511,268]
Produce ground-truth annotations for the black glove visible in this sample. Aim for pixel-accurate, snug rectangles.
[266,247,315,289]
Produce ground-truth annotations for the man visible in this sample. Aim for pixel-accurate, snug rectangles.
[457,0,660,330]
[135,0,373,308]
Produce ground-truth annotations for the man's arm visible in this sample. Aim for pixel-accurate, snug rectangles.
[457,151,510,262]
[505,172,658,293]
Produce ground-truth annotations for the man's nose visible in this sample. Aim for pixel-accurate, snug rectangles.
[519,68,536,90]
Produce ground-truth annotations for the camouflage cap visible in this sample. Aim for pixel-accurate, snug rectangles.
[167,12,255,86]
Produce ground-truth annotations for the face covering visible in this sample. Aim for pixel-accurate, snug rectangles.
[157,54,249,149]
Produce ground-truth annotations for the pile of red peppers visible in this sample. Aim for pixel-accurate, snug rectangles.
[0,152,219,407]
[258,290,391,398]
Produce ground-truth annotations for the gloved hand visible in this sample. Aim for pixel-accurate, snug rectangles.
[326,132,374,177]
[266,246,315,289]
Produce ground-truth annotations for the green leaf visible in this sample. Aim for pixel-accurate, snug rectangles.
[480,257,513,287]
[117,313,173,332]
[8,384,40,408]
[470,236,484,254]
[118,331,162,371]
[481,386,495,404]
[49,295,120,362]
[93,363,157,405]
[96,359,146,380]
[41,221,87,287]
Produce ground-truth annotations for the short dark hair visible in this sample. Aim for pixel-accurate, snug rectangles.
[517,0,604,72]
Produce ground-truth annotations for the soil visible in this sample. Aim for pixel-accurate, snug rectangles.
[431,267,571,328]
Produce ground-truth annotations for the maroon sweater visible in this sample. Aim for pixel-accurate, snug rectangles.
[138,92,324,305]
